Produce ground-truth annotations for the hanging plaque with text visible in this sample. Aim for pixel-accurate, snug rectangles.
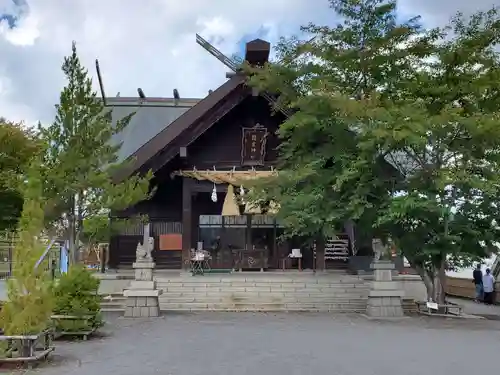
[241,126,268,166]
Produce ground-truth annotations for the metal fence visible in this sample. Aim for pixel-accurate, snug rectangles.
[0,231,62,280]
[0,231,14,279]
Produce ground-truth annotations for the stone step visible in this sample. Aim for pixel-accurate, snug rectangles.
[100,294,126,311]
[101,300,367,311]
[159,289,368,295]
[101,302,125,309]
[154,277,364,283]
[156,288,369,296]
[159,293,369,299]
[159,293,367,300]
[155,283,367,288]
[156,283,369,292]
[155,279,365,285]
[160,295,367,302]
[101,307,124,312]
[156,283,368,289]
[158,302,367,312]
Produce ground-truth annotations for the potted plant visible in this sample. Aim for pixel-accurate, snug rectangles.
[51,265,103,340]
[0,165,55,366]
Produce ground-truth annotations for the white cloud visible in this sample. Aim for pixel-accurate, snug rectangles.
[0,0,331,126]
[398,0,499,26]
[0,0,498,126]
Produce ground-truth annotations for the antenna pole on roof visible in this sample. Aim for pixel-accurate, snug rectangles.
[95,59,107,106]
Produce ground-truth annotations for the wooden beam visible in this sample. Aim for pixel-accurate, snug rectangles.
[315,236,325,271]
[113,76,245,182]
[182,177,192,270]
[179,147,187,158]
[143,85,248,174]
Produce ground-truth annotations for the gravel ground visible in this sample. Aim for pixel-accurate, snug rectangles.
[18,312,500,375]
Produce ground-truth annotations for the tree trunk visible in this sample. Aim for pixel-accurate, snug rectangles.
[435,260,447,304]
[413,261,447,304]
[68,194,77,265]
[68,216,77,265]
[414,263,434,301]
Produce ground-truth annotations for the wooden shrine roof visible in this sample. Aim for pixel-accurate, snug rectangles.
[111,37,276,182]
[109,97,199,163]
[113,75,246,181]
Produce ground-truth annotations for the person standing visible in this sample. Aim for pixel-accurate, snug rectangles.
[482,268,495,305]
[472,264,483,303]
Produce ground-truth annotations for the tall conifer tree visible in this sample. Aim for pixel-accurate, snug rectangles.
[40,42,153,262]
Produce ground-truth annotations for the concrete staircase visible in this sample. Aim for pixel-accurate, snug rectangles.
[99,273,370,313]
[155,273,369,312]
[101,294,126,312]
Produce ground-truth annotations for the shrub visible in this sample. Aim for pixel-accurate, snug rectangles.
[52,266,103,332]
[0,162,54,337]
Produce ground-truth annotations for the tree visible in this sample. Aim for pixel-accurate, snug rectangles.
[80,213,146,249]
[248,0,500,303]
[0,158,53,336]
[0,118,41,232]
[338,8,500,303]
[246,0,432,241]
[39,42,153,263]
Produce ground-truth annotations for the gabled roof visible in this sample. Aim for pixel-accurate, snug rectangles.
[109,97,199,162]
[110,37,276,182]
[113,75,246,181]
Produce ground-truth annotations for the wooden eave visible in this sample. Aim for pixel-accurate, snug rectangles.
[113,75,246,182]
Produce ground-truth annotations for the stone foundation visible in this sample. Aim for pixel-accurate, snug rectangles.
[123,260,162,318]
[366,261,405,318]
[366,293,405,317]
[124,295,160,318]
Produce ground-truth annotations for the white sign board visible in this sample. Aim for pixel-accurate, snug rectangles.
[426,302,438,310]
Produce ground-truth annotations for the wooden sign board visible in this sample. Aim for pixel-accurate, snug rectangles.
[159,234,182,251]
[241,126,268,166]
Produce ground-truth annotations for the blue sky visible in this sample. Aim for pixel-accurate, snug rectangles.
[0,0,26,28]
[0,13,16,28]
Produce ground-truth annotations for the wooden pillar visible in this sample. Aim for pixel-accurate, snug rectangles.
[344,219,356,255]
[245,214,252,250]
[182,177,192,270]
[315,235,325,271]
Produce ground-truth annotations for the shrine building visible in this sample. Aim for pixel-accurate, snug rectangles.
[105,37,369,272]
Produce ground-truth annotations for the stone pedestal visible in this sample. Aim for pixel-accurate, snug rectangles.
[366,260,405,318]
[123,261,163,318]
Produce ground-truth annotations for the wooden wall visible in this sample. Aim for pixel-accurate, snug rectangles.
[187,95,283,169]
[109,93,285,269]
[446,276,500,302]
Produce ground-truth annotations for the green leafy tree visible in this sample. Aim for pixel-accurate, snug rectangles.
[338,8,500,302]
[39,42,153,263]
[0,118,41,232]
[247,0,431,241]
[248,0,500,303]
[0,158,53,336]
[80,213,146,249]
